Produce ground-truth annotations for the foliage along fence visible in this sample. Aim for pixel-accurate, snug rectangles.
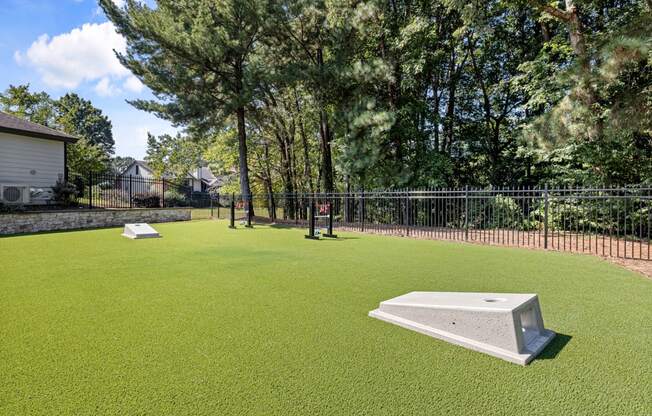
[224,186,652,261]
[69,172,215,209]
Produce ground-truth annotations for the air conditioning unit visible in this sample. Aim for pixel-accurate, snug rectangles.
[1,184,31,204]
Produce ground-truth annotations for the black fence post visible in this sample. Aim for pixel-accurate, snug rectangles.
[405,190,410,236]
[305,196,319,239]
[88,172,93,209]
[465,185,469,241]
[229,193,236,228]
[129,175,133,209]
[323,199,337,238]
[544,184,549,249]
[162,178,166,208]
[216,193,220,219]
[246,195,253,228]
[360,189,365,232]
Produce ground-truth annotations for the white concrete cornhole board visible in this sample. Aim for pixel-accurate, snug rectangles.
[122,223,161,239]
[369,292,555,365]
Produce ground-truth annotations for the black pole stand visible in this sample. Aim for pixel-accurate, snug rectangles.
[322,201,337,238]
[305,199,319,240]
[229,195,236,228]
[245,197,253,228]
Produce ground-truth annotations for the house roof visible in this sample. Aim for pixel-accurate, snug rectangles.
[0,111,78,143]
[206,174,231,188]
[189,167,232,188]
[190,166,217,182]
[121,160,154,176]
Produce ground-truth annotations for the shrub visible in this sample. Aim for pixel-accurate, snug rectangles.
[52,179,79,207]
[164,190,190,207]
[469,195,540,231]
[132,192,161,208]
[0,202,26,213]
[98,180,116,190]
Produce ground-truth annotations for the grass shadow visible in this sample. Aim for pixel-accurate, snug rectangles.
[264,223,362,240]
[536,333,572,360]
[267,223,303,230]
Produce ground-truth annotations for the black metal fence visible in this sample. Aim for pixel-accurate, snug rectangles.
[22,175,651,261]
[70,173,215,209]
[226,186,652,261]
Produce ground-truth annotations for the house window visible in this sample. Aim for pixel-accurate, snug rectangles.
[135,165,140,175]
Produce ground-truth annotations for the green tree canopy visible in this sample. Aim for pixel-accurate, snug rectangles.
[96,0,652,191]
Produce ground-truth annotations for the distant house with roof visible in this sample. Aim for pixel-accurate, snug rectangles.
[121,160,227,193]
[0,111,78,204]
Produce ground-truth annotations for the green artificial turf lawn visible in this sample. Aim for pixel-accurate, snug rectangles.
[1,221,650,415]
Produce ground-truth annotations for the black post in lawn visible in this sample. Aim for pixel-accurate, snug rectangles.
[245,196,253,228]
[229,194,236,229]
[305,198,319,240]
[323,200,337,238]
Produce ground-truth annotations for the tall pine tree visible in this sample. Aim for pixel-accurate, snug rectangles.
[100,0,269,200]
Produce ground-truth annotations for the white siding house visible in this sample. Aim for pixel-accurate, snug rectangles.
[0,111,78,204]
[122,160,155,179]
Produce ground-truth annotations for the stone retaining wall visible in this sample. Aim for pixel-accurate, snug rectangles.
[0,208,191,236]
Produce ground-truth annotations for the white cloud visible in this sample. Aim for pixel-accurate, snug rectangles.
[94,77,121,97]
[123,76,144,93]
[14,22,140,95]
[112,0,127,7]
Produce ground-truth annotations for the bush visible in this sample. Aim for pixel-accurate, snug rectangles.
[164,190,190,207]
[0,202,26,213]
[469,195,540,231]
[132,192,161,208]
[52,179,78,207]
[98,180,115,190]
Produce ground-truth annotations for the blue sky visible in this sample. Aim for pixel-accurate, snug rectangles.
[0,0,176,158]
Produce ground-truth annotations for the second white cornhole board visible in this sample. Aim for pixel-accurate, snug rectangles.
[122,223,161,239]
[369,292,555,365]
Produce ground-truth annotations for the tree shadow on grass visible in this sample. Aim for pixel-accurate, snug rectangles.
[266,223,361,240]
[536,333,572,360]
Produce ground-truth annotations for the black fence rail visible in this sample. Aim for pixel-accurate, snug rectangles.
[227,186,652,261]
[70,173,216,209]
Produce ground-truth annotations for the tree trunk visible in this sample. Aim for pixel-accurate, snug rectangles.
[236,106,253,215]
[317,47,334,193]
[537,0,601,139]
[262,140,275,220]
[276,132,295,219]
[540,22,551,42]
[318,108,334,193]
[295,93,314,193]
[564,0,602,140]
[389,59,403,163]
[444,57,457,154]
[386,0,403,165]
[489,125,502,185]
[565,0,588,72]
